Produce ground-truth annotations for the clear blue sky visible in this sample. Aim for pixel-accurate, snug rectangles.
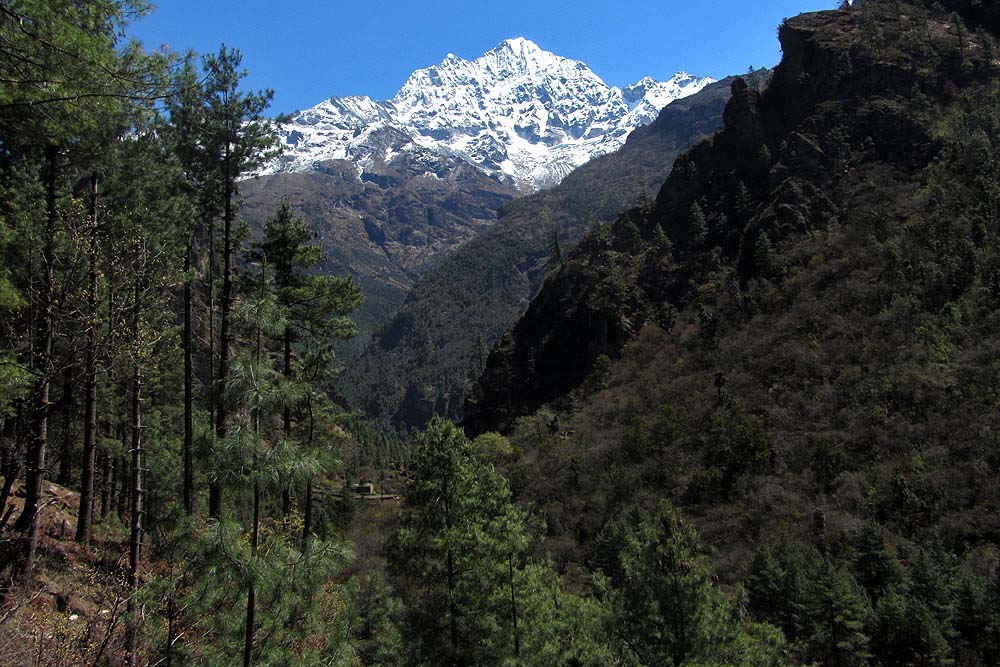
[130,1,837,115]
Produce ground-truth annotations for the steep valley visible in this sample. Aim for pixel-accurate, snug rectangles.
[239,38,714,364]
[9,2,1000,665]
[342,75,744,429]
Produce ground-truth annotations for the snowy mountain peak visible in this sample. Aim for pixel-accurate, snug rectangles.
[501,36,538,51]
[497,37,542,58]
[263,39,715,191]
[493,37,550,65]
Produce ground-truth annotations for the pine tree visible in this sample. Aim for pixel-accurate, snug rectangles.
[74,173,100,543]
[753,230,784,278]
[547,229,565,270]
[853,523,901,602]
[0,200,28,529]
[872,591,952,666]
[734,180,753,222]
[166,54,221,517]
[0,0,172,582]
[652,222,671,248]
[200,46,280,519]
[805,561,873,667]
[608,500,726,665]
[200,258,346,666]
[689,201,708,246]
[254,199,361,524]
[389,418,536,666]
[607,500,787,666]
[96,127,189,667]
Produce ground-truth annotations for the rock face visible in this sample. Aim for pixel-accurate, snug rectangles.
[261,38,713,193]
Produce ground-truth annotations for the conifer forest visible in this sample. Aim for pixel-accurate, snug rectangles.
[4,1,1000,665]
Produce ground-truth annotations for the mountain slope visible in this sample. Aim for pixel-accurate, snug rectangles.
[340,76,743,429]
[465,3,976,435]
[264,38,713,192]
[463,1,1000,623]
[239,152,518,355]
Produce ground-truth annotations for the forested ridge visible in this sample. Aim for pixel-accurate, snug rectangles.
[4,1,1000,667]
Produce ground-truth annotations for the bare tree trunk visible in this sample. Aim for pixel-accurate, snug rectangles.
[281,326,292,516]
[182,238,194,516]
[447,546,458,661]
[207,212,217,517]
[99,446,111,520]
[166,593,176,667]
[57,370,72,486]
[211,164,233,519]
[77,174,99,543]
[102,273,116,522]
[302,394,314,545]
[243,477,259,667]
[302,481,313,543]
[126,282,143,667]
[116,438,128,522]
[109,452,119,517]
[243,262,263,667]
[509,548,519,658]
[15,145,58,583]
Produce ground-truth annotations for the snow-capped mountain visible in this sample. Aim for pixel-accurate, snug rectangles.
[263,38,713,192]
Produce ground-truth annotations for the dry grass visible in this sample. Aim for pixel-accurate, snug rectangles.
[0,481,133,667]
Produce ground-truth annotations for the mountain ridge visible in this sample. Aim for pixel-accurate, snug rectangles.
[262,38,713,192]
[454,7,1000,663]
